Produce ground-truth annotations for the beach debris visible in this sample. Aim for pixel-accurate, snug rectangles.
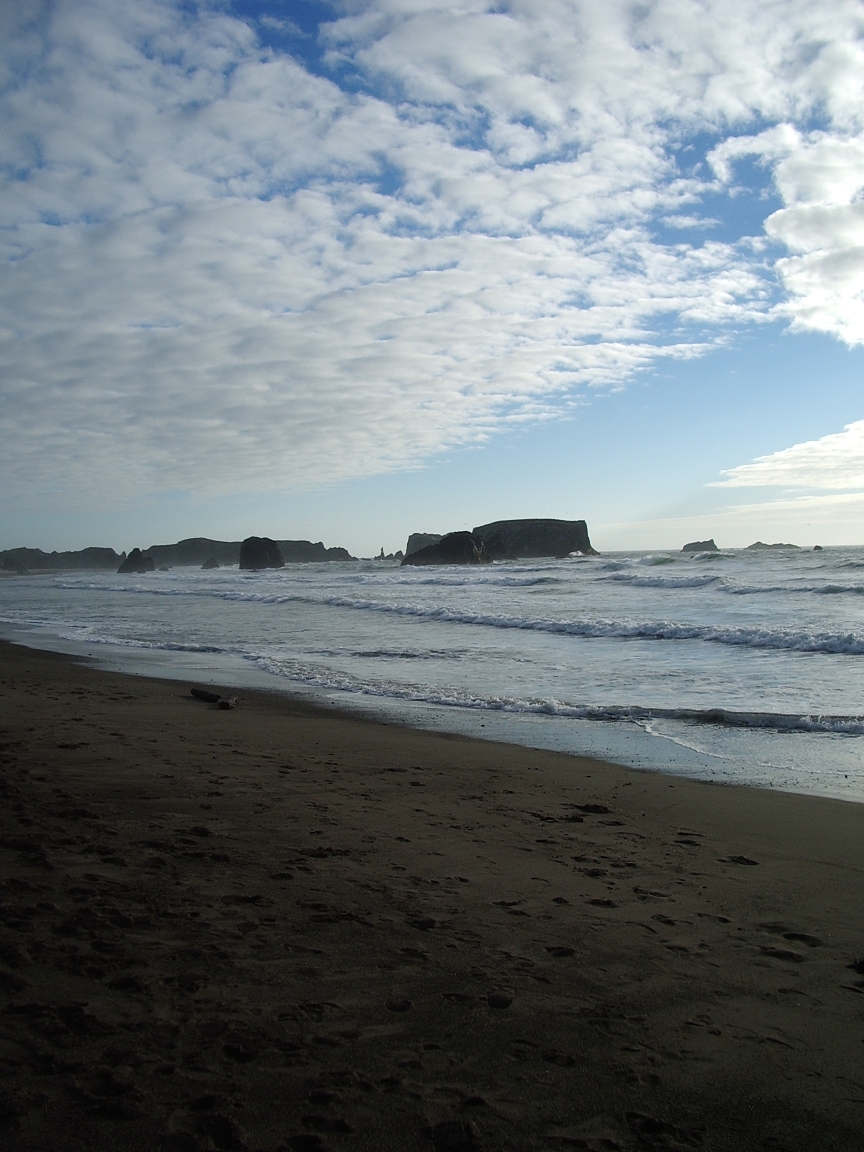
[189,687,238,709]
[386,997,412,1012]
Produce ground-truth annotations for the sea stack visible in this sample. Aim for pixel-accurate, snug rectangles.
[401,531,491,566]
[682,539,718,552]
[239,537,285,571]
[473,519,596,559]
[117,548,155,574]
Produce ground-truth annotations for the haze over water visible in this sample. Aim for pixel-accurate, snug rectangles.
[3,545,864,801]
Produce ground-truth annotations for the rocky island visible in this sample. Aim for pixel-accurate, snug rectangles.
[401,519,596,565]
[474,518,596,559]
[682,539,719,552]
[746,541,799,550]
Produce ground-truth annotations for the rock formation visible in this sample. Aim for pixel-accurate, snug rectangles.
[405,533,443,557]
[201,557,219,570]
[746,541,799,550]
[401,532,491,566]
[1,537,354,572]
[682,539,718,552]
[118,548,155,574]
[239,537,285,571]
[277,541,354,562]
[146,538,241,568]
[0,546,123,572]
[473,519,596,559]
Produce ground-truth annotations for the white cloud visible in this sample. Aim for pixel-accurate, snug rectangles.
[710,125,864,346]
[1,0,862,509]
[713,420,864,490]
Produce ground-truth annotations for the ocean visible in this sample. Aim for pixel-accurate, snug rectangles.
[2,546,863,801]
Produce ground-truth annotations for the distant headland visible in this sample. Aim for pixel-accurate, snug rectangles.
[1,536,355,575]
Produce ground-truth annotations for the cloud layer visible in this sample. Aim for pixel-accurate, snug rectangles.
[1,0,862,506]
[715,420,864,490]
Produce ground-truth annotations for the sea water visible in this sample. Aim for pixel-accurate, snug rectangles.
[2,547,863,801]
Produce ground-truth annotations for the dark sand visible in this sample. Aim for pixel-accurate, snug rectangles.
[2,639,864,1151]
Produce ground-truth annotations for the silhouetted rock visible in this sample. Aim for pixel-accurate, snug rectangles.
[473,519,596,559]
[406,532,443,556]
[145,537,354,566]
[401,532,491,566]
[118,548,155,574]
[239,537,284,571]
[814,545,823,551]
[746,541,799,550]
[146,538,241,567]
[201,556,219,570]
[276,540,354,562]
[682,539,718,552]
[0,546,123,572]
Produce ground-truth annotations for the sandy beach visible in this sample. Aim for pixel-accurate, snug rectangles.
[1,638,864,1151]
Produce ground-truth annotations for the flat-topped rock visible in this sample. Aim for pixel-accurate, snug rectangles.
[682,539,718,552]
[405,532,443,556]
[473,518,596,559]
[746,541,799,550]
[401,531,491,566]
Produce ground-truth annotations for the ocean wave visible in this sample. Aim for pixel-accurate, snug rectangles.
[30,571,864,654]
[301,595,864,656]
[602,573,722,589]
[58,629,230,655]
[601,572,864,597]
[248,655,864,735]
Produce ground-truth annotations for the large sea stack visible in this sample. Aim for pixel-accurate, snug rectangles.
[117,548,155,574]
[239,537,285,571]
[401,531,490,566]
[473,518,596,559]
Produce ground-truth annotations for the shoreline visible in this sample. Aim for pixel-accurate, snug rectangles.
[5,620,862,806]
[2,638,864,1150]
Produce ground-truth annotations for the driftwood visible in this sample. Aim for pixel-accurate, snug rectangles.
[190,688,222,704]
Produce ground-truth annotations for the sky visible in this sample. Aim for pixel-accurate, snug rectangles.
[1,0,863,556]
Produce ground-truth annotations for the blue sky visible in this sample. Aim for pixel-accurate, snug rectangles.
[2,0,863,555]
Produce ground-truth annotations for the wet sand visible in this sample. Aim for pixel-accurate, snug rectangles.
[2,638,864,1151]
